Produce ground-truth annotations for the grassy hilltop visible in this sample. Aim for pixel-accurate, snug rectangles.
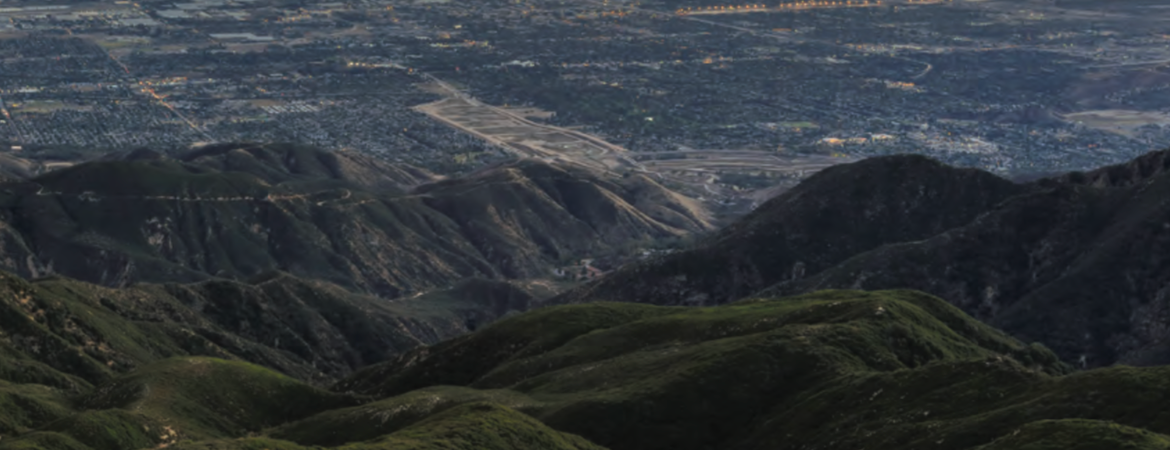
[4,288,1170,449]
[0,267,560,387]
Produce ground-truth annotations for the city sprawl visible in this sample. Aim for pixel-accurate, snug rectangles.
[1,0,1169,201]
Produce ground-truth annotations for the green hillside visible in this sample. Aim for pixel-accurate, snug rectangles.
[332,290,1077,450]
[0,357,601,450]
[0,270,412,385]
[78,357,356,439]
[0,357,357,449]
[8,289,1170,449]
[168,403,605,450]
[0,268,564,390]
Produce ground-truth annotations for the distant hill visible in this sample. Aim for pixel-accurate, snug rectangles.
[175,142,440,192]
[758,148,1170,368]
[553,148,1170,369]
[552,154,1021,306]
[0,144,712,297]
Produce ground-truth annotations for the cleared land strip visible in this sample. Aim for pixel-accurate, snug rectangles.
[412,74,857,200]
[414,73,631,172]
[412,96,625,174]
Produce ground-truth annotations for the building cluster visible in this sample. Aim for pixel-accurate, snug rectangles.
[0,0,1166,176]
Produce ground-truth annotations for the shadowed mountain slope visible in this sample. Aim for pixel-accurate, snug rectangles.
[414,159,712,277]
[0,146,711,297]
[1052,147,1170,188]
[755,149,1170,368]
[555,148,1170,368]
[552,155,1020,307]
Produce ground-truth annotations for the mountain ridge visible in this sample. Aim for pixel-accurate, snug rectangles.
[553,148,1170,368]
[6,145,1170,449]
[0,144,712,298]
[551,154,1022,306]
